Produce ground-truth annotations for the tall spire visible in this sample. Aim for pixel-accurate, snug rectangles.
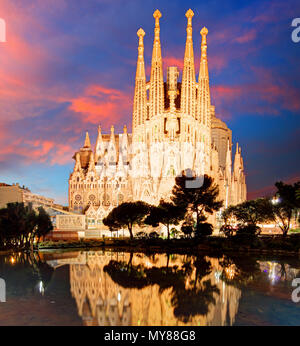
[108,125,117,164]
[121,125,129,164]
[225,139,232,180]
[95,125,104,162]
[87,152,96,173]
[224,139,232,208]
[74,152,83,174]
[181,9,196,118]
[234,143,244,173]
[133,28,147,132]
[149,9,164,118]
[197,27,211,126]
[83,131,91,148]
[117,149,125,176]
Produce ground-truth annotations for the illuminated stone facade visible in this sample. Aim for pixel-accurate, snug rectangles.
[68,9,247,225]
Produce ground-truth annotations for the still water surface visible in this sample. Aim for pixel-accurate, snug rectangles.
[0,250,299,326]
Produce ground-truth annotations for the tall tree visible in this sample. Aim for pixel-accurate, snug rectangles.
[222,198,274,237]
[0,203,52,249]
[171,173,223,236]
[103,201,150,240]
[273,181,300,236]
[35,207,53,245]
[224,198,274,227]
[144,199,185,240]
[0,202,36,248]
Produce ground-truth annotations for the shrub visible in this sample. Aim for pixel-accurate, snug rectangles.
[195,223,213,237]
[220,224,235,237]
[181,223,193,238]
[136,231,148,240]
[149,231,160,239]
[236,224,261,237]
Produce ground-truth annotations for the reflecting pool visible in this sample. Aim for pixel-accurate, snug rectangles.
[0,250,299,326]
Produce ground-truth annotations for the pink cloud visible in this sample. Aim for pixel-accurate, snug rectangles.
[248,173,300,200]
[234,29,257,44]
[211,66,300,118]
[0,137,74,166]
[69,84,132,126]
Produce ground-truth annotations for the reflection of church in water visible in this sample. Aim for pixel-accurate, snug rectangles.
[68,9,247,226]
[51,251,242,326]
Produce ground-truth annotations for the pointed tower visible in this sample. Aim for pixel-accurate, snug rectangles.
[116,149,125,178]
[120,125,129,164]
[133,28,147,134]
[233,143,241,175]
[87,152,96,173]
[181,9,196,118]
[149,9,164,118]
[197,27,211,126]
[74,152,83,175]
[95,125,104,162]
[233,143,247,203]
[83,131,91,148]
[107,125,117,164]
[225,140,232,179]
[79,131,92,169]
[225,139,232,207]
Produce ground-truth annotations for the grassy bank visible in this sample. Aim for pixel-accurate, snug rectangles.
[37,234,300,256]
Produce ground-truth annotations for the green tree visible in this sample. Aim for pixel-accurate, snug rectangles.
[103,201,150,240]
[0,202,36,248]
[195,223,214,237]
[221,205,236,225]
[181,222,194,238]
[224,198,274,231]
[171,173,223,237]
[35,207,53,245]
[273,181,300,236]
[144,199,185,240]
[0,203,52,249]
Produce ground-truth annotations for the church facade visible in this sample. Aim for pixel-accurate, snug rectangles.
[68,9,247,229]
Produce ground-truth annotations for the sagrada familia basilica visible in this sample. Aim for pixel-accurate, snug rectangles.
[68,9,247,228]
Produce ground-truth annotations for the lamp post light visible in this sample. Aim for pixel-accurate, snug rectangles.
[271,196,280,205]
[271,196,281,233]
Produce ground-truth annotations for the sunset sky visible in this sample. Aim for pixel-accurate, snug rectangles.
[0,0,299,205]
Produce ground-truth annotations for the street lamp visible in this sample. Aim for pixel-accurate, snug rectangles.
[271,196,280,205]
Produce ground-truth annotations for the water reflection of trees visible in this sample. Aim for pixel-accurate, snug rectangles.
[104,254,220,323]
[218,255,262,287]
[218,254,300,288]
[0,252,54,296]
